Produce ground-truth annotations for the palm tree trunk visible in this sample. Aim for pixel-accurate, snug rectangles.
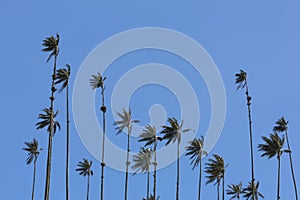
[32,158,37,200]
[285,130,298,200]
[245,83,255,198]
[198,158,202,200]
[176,140,180,200]
[66,84,70,200]
[100,88,106,200]
[277,155,281,200]
[222,176,224,200]
[44,54,57,200]
[153,143,157,199]
[217,182,220,200]
[87,174,90,200]
[147,171,150,200]
[124,126,131,200]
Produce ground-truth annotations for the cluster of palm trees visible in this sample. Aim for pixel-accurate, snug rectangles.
[22,34,298,200]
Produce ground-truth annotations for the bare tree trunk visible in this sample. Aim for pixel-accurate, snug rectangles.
[100,88,106,200]
[87,175,90,200]
[277,155,281,200]
[176,141,180,200]
[124,126,131,200]
[66,84,70,200]
[32,157,37,200]
[198,158,202,200]
[147,171,150,200]
[153,143,157,199]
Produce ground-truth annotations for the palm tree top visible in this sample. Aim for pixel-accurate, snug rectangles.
[138,125,162,147]
[235,70,247,90]
[242,181,264,199]
[36,108,61,134]
[185,136,207,170]
[132,147,153,175]
[42,33,60,62]
[113,108,139,134]
[90,72,106,90]
[226,182,244,200]
[205,154,226,185]
[143,195,160,200]
[273,116,288,132]
[258,132,285,159]
[76,158,93,177]
[22,138,41,165]
[55,64,71,93]
[161,117,192,145]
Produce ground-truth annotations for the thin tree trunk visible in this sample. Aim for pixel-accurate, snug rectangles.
[66,84,70,200]
[217,182,220,200]
[32,157,37,200]
[176,141,180,200]
[277,155,281,200]
[147,171,150,200]
[124,126,131,200]
[100,88,106,200]
[44,54,57,200]
[153,143,157,199]
[285,130,298,200]
[245,83,255,198]
[198,158,202,200]
[87,175,90,200]
[222,175,224,200]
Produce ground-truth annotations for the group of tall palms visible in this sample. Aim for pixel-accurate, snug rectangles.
[22,34,298,200]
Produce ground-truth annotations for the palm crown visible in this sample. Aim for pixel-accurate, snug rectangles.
[235,70,247,90]
[114,108,139,134]
[132,148,153,175]
[22,138,41,165]
[258,133,285,159]
[273,117,288,132]
[90,72,106,90]
[242,181,264,200]
[185,136,207,170]
[205,154,225,185]
[36,108,61,134]
[139,125,162,148]
[42,33,60,62]
[55,64,71,92]
[226,182,244,200]
[76,158,94,177]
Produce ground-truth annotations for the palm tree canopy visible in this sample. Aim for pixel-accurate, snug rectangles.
[42,33,59,62]
[76,158,93,177]
[132,148,153,175]
[161,117,192,145]
[235,70,247,90]
[138,125,162,147]
[226,182,244,200]
[55,64,71,93]
[185,136,207,169]
[242,181,264,199]
[273,116,288,132]
[22,138,41,165]
[36,108,61,134]
[258,132,284,159]
[113,108,139,134]
[90,72,106,90]
[142,195,160,200]
[205,154,225,186]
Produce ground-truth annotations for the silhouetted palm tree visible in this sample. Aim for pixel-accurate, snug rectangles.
[242,181,264,200]
[41,33,60,200]
[132,148,153,199]
[142,194,160,200]
[138,125,162,199]
[273,117,298,200]
[185,136,207,200]
[23,138,42,200]
[55,64,71,200]
[90,72,106,200]
[226,182,243,200]
[36,108,61,134]
[205,154,226,200]
[114,108,139,200]
[258,133,285,200]
[76,158,94,200]
[161,117,192,200]
[235,69,255,198]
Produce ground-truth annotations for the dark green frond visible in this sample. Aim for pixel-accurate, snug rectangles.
[235,70,247,90]
[22,138,40,165]
[113,108,139,135]
[185,136,207,169]
[258,132,284,159]
[36,108,60,135]
[55,64,71,93]
[226,182,243,199]
[273,116,288,132]
[132,148,153,174]
[242,181,264,199]
[76,158,93,177]
[138,125,158,147]
[205,154,225,186]
[42,33,59,62]
[90,72,106,90]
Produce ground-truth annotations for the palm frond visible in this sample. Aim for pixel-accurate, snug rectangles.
[235,70,247,90]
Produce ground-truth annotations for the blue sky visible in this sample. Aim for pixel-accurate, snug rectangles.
[1,0,300,199]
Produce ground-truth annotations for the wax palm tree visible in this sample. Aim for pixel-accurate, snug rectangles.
[273,117,298,200]
[226,182,244,200]
[185,136,207,200]
[138,125,162,199]
[205,154,226,200]
[258,133,285,200]
[41,33,60,200]
[36,108,61,134]
[90,72,106,200]
[132,148,153,200]
[55,64,71,200]
[114,108,139,200]
[161,117,192,200]
[242,181,264,200]
[235,69,255,198]
[23,138,42,200]
[76,158,94,200]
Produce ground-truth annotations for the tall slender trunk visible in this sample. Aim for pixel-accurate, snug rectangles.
[153,143,157,199]
[147,171,150,200]
[66,84,70,200]
[198,158,202,200]
[100,88,106,200]
[176,140,180,200]
[87,174,90,200]
[285,130,298,200]
[124,126,131,200]
[217,182,220,200]
[222,175,224,200]
[245,82,255,198]
[44,54,57,200]
[277,155,281,200]
[32,157,37,200]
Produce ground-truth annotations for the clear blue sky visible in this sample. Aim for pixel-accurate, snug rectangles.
[1,1,300,199]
